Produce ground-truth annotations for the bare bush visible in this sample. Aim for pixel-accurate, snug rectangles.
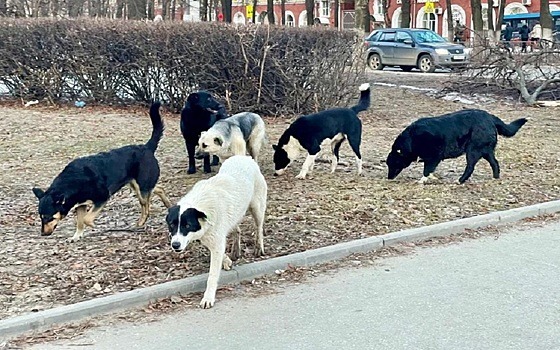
[444,39,560,105]
[0,18,366,115]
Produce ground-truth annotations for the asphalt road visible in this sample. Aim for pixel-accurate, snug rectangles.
[32,221,560,350]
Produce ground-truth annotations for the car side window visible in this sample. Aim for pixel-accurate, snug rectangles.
[367,31,381,42]
[396,31,412,43]
[379,32,396,42]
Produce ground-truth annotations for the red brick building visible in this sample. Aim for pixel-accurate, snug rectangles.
[229,0,559,36]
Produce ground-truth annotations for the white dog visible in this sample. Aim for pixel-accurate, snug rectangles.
[165,155,267,309]
[196,112,266,162]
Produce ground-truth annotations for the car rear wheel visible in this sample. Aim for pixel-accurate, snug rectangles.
[400,66,414,72]
[368,53,384,70]
[417,54,436,73]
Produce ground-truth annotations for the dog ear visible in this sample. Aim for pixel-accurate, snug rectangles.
[272,144,278,151]
[213,137,223,146]
[195,209,207,220]
[166,205,180,225]
[32,187,45,199]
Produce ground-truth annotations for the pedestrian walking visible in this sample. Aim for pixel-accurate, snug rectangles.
[519,24,530,53]
[503,23,514,51]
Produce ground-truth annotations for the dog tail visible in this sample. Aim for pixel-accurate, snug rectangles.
[146,101,165,152]
[493,116,528,137]
[351,83,371,114]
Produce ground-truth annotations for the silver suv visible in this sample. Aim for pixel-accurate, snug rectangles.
[365,28,470,73]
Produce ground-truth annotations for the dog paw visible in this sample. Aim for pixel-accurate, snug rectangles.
[65,236,81,243]
[187,167,196,174]
[417,176,428,184]
[200,296,215,309]
[254,247,264,257]
[295,174,306,179]
[222,255,233,271]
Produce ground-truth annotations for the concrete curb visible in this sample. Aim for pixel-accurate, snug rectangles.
[1,199,559,339]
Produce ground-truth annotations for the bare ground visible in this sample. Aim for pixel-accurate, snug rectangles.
[1,83,559,320]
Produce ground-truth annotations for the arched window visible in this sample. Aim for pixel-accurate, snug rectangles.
[286,14,295,26]
[233,12,245,24]
[299,10,308,27]
[391,7,401,28]
[452,8,465,24]
[258,11,267,24]
[422,13,436,31]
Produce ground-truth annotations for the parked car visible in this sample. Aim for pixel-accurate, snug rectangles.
[365,28,470,73]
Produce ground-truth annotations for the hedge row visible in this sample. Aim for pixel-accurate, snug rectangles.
[0,19,366,115]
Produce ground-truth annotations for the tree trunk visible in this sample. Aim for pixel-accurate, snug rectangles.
[364,2,371,32]
[305,0,313,26]
[116,0,125,18]
[200,0,208,20]
[470,0,484,48]
[162,0,168,18]
[495,0,505,41]
[147,0,153,19]
[221,0,231,22]
[0,0,7,16]
[127,0,146,19]
[382,0,391,27]
[281,0,285,25]
[486,0,495,43]
[68,0,84,17]
[267,0,274,24]
[39,0,49,16]
[400,0,410,28]
[51,0,59,17]
[333,0,339,28]
[541,0,553,41]
[355,0,367,31]
[171,0,177,20]
[446,0,453,41]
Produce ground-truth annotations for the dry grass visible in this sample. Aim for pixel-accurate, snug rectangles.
[1,83,559,320]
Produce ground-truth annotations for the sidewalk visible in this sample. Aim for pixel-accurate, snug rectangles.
[30,220,560,350]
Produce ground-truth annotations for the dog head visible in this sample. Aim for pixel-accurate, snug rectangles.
[166,205,210,252]
[272,137,302,176]
[184,91,224,115]
[386,134,416,180]
[32,188,67,236]
[195,130,224,159]
[272,144,291,176]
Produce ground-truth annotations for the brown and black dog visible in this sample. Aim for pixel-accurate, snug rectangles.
[32,102,172,242]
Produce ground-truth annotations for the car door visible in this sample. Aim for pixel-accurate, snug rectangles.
[375,31,396,64]
[393,31,417,66]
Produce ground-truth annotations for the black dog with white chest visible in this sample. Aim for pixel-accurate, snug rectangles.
[386,109,528,184]
[32,102,172,242]
[272,83,371,179]
[180,91,228,174]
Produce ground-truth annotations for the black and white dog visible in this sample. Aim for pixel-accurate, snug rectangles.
[166,155,267,309]
[386,109,528,184]
[180,91,228,174]
[272,83,371,179]
[32,102,172,242]
[196,112,266,162]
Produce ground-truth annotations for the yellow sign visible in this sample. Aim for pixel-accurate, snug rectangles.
[246,5,254,19]
[424,1,435,13]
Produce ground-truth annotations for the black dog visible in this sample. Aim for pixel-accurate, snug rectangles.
[180,91,228,174]
[32,102,172,242]
[386,109,528,184]
[272,83,371,179]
